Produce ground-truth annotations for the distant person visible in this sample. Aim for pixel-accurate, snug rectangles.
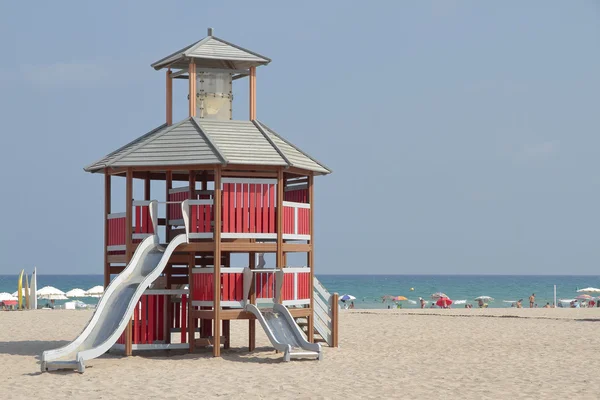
[419,297,426,309]
[516,299,523,308]
[543,303,550,308]
[557,302,563,308]
[529,293,535,308]
[589,300,595,308]
[430,302,436,308]
[478,299,484,308]
[350,301,355,309]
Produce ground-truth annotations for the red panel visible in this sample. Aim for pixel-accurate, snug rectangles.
[223,183,230,233]
[133,302,140,344]
[148,295,155,344]
[262,184,268,233]
[157,295,164,341]
[181,294,187,344]
[249,184,256,233]
[222,273,229,301]
[236,273,243,300]
[135,206,141,234]
[244,184,250,232]
[235,184,242,232]
[174,302,180,328]
[256,185,262,233]
[268,184,275,233]
[140,295,147,344]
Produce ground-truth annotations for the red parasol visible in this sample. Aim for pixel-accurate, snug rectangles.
[436,297,453,308]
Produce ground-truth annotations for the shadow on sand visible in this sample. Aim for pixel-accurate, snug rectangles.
[0,340,69,358]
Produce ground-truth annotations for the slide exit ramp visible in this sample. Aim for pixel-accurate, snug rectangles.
[245,303,322,361]
[40,234,187,373]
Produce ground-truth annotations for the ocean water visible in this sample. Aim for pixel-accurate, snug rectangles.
[0,274,598,309]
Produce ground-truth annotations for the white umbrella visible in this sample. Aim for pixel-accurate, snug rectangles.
[577,287,600,293]
[339,294,356,302]
[475,296,494,302]
[36,286,68,300]
[559,299,576,303]
[66,288,87,298]
[11,288,31,297]
[431,292,448,299]
[0,292,17,301]
[85,285,104,298]
[453,299,467,305]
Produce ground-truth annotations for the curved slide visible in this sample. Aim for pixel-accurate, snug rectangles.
[41,234,187,373]
[245,303,322,361]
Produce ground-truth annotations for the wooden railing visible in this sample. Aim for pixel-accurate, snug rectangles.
[313,277,338,347]
[254,269,278,303]
[182,199,214,239]
[191,268,250,307]
[107,212,126,252]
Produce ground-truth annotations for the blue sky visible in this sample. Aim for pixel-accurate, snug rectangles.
[0,1,599,275]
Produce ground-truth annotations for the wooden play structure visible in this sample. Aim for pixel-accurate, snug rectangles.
[83,28,338,358]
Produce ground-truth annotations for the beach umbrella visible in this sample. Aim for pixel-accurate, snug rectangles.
[577,287,600,293]
[559,299,576,303]
[66,288,87,298]
[453,300,467,305]
[392,296,408,301]
[575,294,593,301]
[0,292,17,301]
[85,285,105,298]
[11,288,31,297]
[475,296,494,302]
[436,297,453,307]
[36,286,68,300]
[431,292,448,300]
[407,299,417,305]
[339,294,356,302]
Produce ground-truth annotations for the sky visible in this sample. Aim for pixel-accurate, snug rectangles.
[0,1,599,275]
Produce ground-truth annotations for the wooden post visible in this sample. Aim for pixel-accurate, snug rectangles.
[307,174,315,342]
[276,168,284,303]
[166,69,173,125]
[249,66,256,120]
[103,170,111,288]
[144,172,151,201]
[125,168,133,356]
[213,166,222,356]
[189,60,196,117]
[331,292,339,347]
[249,252,256,351]
[188,170,196,352]
[165,170,172,242]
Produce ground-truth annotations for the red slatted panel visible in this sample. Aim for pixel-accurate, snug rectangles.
[190,204,198,233]
[223,183,230,233]
[198,204,206,232]
[140,295,147,344]
[256,185,262,233]
[181,294,187,343]
[249,184,256,233]
[175,301,180,328]
[268,184,275,233]
[133,303,140,344]
[243,184,249,232]
[236,273,243,300]
[261,184,268,233]
[135,206,141,234]
[157,295,164,341]
[222,273,229,301]
[235,183,242,232]
[148,295,154,344]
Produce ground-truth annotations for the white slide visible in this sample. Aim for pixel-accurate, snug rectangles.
[41,234,187,373]
[245,303,322,361]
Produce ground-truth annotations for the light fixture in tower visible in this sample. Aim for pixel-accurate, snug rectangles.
[196,71,232,120]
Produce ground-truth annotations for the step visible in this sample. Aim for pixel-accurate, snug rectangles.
[42,360,85,373]
[290,351,320,358]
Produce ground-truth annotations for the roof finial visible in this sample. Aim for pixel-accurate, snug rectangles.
[207,27,213,36]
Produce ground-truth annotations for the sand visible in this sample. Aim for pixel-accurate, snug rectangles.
[1,308,599,399]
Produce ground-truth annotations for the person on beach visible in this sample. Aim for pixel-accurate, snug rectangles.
[543,303,550,308]
[516,299,523,308]
[419,297,425,309]
[477,299,484,308]
[529,293,535,308]
[430,302,436,308]
[350,301,355,309]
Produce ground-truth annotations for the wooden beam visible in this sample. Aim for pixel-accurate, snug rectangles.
[249,252,256,351]
[276,168,284,304]
[220,242,277,252]
[125,168,133,261]
[283,243,312,253]
[104,170,111,288]
[331,293,339,347]
[249,66,256,120]
[107,254,126,264]
[144,172,151,200]
[189,60,196,117]
[221,171,278,179]
[165,170,172,241]
[166,69,173,125]
[213,166,222,357]
[307,174,314,342]
[188,252,195,353]
[223,320,230,349]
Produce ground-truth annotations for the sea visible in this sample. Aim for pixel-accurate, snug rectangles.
[1,274,598,309]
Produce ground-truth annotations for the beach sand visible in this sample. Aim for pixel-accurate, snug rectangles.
[1,308,599,399]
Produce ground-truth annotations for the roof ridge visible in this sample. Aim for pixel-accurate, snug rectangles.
[252,120,292,168]
[191,117,228,165]
[210,36,271,63]
[84,122,168,172]
[256,120,332,174]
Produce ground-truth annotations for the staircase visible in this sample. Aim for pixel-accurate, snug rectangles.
[296,277,339,347]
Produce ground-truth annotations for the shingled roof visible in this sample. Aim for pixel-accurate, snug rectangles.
[151,35,271,71]
[84,118,331,175]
